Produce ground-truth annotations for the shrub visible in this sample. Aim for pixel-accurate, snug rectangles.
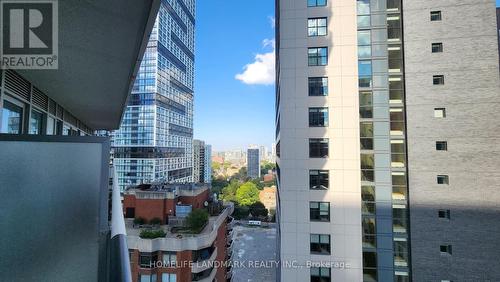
[150,217,162,225]
[186,209,209,233]
[139,229,166,239]
[134,217,146,225]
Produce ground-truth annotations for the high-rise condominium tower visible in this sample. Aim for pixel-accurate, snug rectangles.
[112,0,195,190]
[275,0,500,281]
[247,148,261,179]
[193,139,212,183]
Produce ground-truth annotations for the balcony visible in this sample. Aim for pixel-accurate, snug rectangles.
[192,247,217,273]
[192,266,217,282]
[126,204,234,252]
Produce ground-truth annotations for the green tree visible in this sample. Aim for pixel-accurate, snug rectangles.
[249,201,268,217]
[260,161,276,176]
[212,161,221,171]
[211,176,229,195]
[251,178,265,190]
[236,182,260,206]
[232,204,250,220]
[186,209,209,233]
[221,179,240,202]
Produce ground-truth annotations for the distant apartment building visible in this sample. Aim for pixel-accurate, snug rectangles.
[193,140,212,183]
[123,182,234,282]
[224,149,246,165]
[204,144,212,183]
[246,148,261,179]
[112,0,196,190]
[259,145,267,162]
[275,0,500,281]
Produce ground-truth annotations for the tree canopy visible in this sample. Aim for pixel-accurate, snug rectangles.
[236,182,260,206]
[249,201,268,217]
[186,209,209,233]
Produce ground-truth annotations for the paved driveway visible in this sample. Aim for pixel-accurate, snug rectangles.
[230,222,277,282]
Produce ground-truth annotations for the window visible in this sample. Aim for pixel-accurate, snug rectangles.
[389,76,404,103]
[433,75,444,85]
[358,30,372,59]
[46,116,56,135]
[139,252,157,268]
[436,141,447,151]
[162,273,177,282]
[308,18,327,36]
[29,110,44,135]
[62,123,71,136]
[361,154,374,169]
[358,15,370,28]
[139,274,157,282]
[387,0,401,11]
[362,217,376,235]
[362,185,376,215]
[162,252,177,267]
[364,268,377,282]
[310,201,330,221]
[309,77,328,96]
[394,239,409,267]
[310,170,329,190]
[311,267,331,282]
[363,233,376,249]
[432,42,443,53]
[308,0,327,7]
[358,30,371,45]
[391,140,406,168]
[309,107,329,127]
[360,122,374,150]
[309,138,329,158]
[440,244,452,255]
[438,209,451,219]
[310,234,331,254]
[437,175,449,185]
[357,0,370,15]
[359,61,372,87]
[387,16,402,41]
[389,47,403,71]
[395,272,410,282]
[308,47,328,66]
[363,251,377,268]
[430,11,442,21]
[359,92,373,118]
[434,108,446,118]
[1,100,23,134]
[390,108,405,136]
[393,207,408,233]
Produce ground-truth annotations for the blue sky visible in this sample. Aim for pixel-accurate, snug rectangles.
[194,0,275,151]
[194,1,500,151]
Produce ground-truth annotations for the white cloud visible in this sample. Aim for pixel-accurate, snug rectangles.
[268,16,275,28]
[235,39,275,86]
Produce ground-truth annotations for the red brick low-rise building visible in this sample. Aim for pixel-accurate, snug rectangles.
[123,183,234,282]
